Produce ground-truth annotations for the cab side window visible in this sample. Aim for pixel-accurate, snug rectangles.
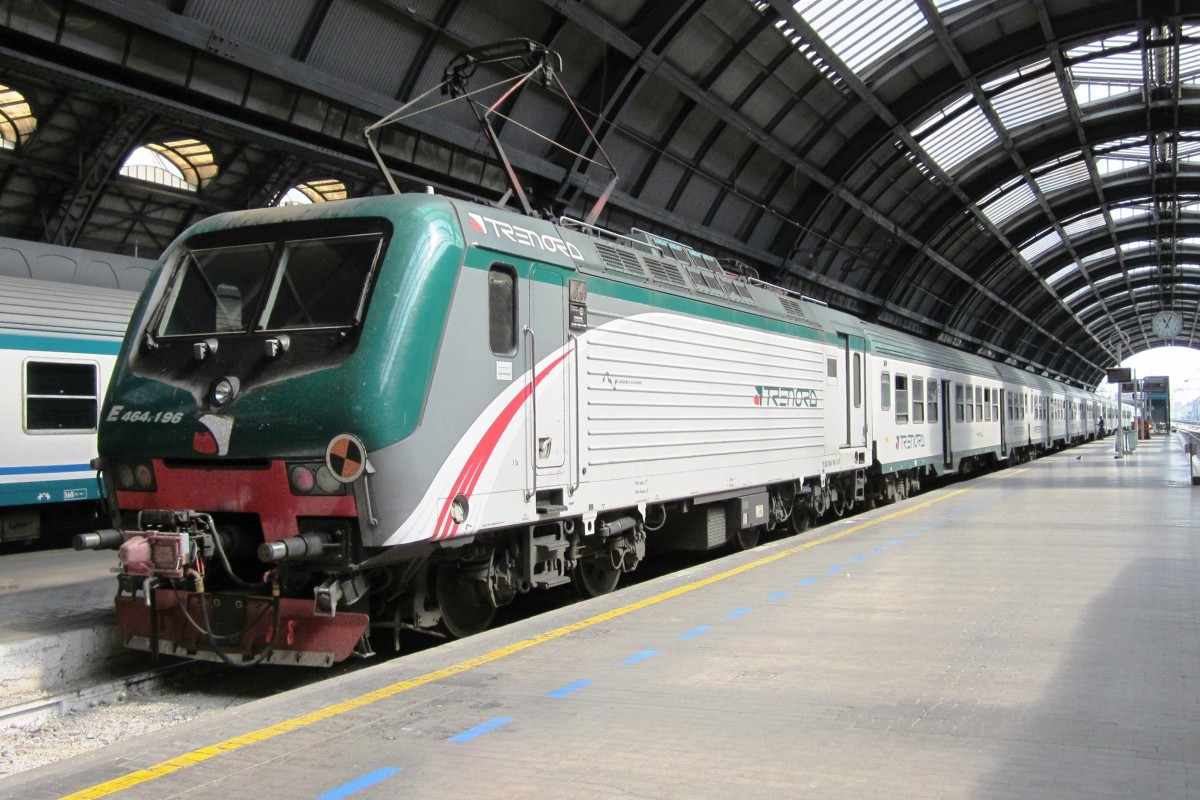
[488,264,518,355]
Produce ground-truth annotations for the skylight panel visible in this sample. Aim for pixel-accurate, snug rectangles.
[1047,263,1080,286]
[1065,31,1139,62]
[1034,158,1090,195]
[913,103,997,174]
[1177,41,1200,83]
[1096,155,1147,175]
[1179,135,1200,162]
[0,84,36,148]
[1063,285,1093,305]
[794,0,926,76]
[1019,230,1065,263]
[1070,49,1144,83]
[1120,240,1152,255]
[1074,81,1140,107]
[1110,207,1149,224]
[1081,247,1116,266]
[990,68,1066,129]
[1062,213,1107,238]
[980,179,1036,226]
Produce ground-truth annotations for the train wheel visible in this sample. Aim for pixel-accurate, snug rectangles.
[831,495,847,517]
[790,511,811,534]
[571,554,621,599]
[731,525,761,551]
[435,564,495,639]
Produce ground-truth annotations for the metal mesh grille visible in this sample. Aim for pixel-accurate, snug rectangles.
[594,242,648,279]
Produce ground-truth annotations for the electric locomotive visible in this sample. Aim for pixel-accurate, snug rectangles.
[75,192,876,665]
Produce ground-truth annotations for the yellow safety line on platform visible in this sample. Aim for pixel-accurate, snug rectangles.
[60,487,969,800]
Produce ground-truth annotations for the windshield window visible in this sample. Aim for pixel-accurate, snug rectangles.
[262,235,381,330]
[161,243,271,336]
[157,227,385,337]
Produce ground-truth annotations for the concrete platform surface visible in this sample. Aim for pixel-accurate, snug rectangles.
[2,434,1197,800]
[0,550,120,704]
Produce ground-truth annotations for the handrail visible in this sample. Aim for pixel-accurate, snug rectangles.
[523,325,537,501]
[569,333,580,496]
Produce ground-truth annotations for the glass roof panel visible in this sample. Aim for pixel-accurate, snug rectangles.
[1063,285,1093,305]
[1074,82,1140,107]
[1047,263,1081,286]
[793,0,925,76]
[1034,156,1090,195]
[990,67,1066,130]
[1080,247,1116,266]
[913,102,997,174]
[1177,41,1200,83]
[1019,230,1065,263]
[1062,213,1107,238]
[1065,31,1140,64]
[1110,207,1149,224]
[0,83,36,149]
[980,179,1036,227]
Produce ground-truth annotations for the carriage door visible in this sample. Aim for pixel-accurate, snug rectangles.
[526,266,570,509]
[840,334,866,449]
[941,379,953,469]
[999,389,1008,456]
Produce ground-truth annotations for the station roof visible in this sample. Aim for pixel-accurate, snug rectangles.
[0,0,1195,386]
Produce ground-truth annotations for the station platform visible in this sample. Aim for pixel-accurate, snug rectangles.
[2,433,1197,800]
[0,549,124,705]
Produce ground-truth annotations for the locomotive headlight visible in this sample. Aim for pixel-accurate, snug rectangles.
[314,466,342,494]
[450,495,469,524]
[134,464,154,489]
[289,465,315,493]
[114,460,156,491]
[116,464,135,489]
[210,376,239,407]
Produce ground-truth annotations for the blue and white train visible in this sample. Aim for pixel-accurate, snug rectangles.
[1,274,139,545]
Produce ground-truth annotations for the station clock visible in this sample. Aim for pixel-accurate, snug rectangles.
[1151,310,1183,339]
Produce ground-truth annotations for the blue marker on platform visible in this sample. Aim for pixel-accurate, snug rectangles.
[547,679,593,699]
[622,649,660,665]
[318,767,403,800]
[449,717,512,742]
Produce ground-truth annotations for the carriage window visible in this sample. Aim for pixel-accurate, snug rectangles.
[966,384,974,421]
[955,383,965,422]
[912,377,925,424]
[975,385,983,421]
[927,379,938,423]
[853,353,862,408]
[827,358,837,378]
[895,374,909,423]
[983,387,991,421]
[880,371,891,410]
[25,361,98,432]
[488,264,518,355]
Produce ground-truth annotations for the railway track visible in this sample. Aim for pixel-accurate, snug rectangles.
[0,662,195,729]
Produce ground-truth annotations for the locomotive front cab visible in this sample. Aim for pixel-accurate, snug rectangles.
[79,198,467,666]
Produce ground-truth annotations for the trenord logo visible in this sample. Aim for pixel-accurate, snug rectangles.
[753,385,819,408]
[467,212,583,261]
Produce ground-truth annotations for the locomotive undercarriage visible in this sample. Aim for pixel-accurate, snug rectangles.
[79,464,950,666]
